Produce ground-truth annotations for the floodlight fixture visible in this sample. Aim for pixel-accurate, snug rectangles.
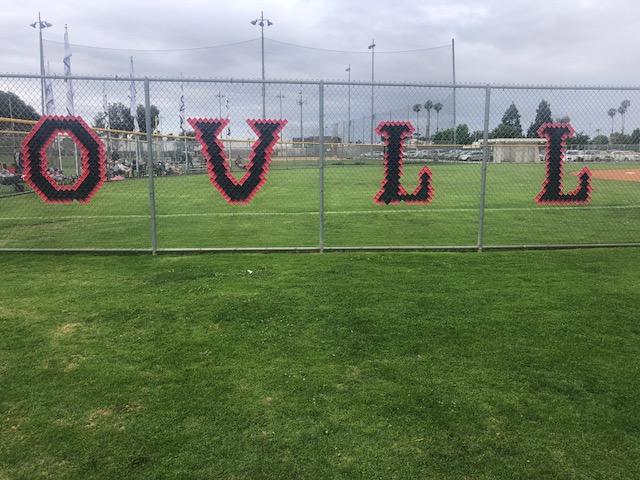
[251,11,273,119]
[31,12,52,115]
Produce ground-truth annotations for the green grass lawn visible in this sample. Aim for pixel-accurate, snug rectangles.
[1,249,639,478]
[1,161,639,250]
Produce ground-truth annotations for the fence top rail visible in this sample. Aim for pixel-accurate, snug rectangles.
[2,72,640,91]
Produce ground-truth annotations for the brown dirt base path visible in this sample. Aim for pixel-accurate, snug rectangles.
[570,168,640,182]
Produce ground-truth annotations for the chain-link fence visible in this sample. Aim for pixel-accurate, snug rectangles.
[1,74,639,252]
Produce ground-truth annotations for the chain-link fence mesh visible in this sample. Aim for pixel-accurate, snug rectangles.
[1,74,639,251]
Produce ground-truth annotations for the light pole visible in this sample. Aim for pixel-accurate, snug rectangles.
[368,40,376,151]
[250,11,273,119]
[276,92,285,119]
[215,92,225,118]
[346,64,351,144]
[30,12,52,115]
[297,91,306,150]
[452,38,457,145]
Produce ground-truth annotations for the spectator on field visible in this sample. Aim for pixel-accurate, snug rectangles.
[155,162,166,176]
[186,152,194,170]
[0,163,24,192]
[235,155,248,171]
[47,166,65,184]
[13,147,23,174]
[114,160,132,178]
[164,161,175,175]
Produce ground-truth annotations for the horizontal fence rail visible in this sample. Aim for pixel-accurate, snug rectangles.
[1,75,639,252]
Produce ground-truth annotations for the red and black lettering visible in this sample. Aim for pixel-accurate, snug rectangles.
[189,118,286,204]
[374,122,434,205]
[536,123,592,204]
[21,116,106,204]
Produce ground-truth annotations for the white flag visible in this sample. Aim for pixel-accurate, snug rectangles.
[63,25,74,116]
[45,62,55,115]
[102,83,109,129]
[179,83,185,135]
[128,56,139,131]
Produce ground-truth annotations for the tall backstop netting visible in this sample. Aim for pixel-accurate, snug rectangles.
[1,74,639,251]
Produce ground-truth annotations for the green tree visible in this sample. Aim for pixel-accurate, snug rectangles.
[610,132,632,145]
[93,102,133,134]
[591,135,609,145]
[618,100,631,135]
[412,104,421,139]
[490,102,523,138]
[630,128,640,145]
[472,131,484,141]
[433,102,443,133]
[502,103,523,132]
[424,100,433,142]
[0,91,40,131]
[137,104,160,134]
[490,124,523,139]
[566,132,590,146]
[431,124,473,145]
[527,100,553,138]
[607,108,617,135]
[93,102,159,134]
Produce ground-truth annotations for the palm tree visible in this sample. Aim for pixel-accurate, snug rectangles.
[608,108,617,135]
[412,104,422,141]
[433,102,443,133]
[618,100,631,135]
[424,100,434,142]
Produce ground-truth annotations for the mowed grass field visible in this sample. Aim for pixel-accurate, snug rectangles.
[1,249,639,478]
[0,160,639,249]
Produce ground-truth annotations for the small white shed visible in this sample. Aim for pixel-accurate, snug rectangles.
[474,138,546,163]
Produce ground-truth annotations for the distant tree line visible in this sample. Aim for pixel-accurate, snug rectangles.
[3,91,639,149]
[0,91,40,131]
[489,99,639,146]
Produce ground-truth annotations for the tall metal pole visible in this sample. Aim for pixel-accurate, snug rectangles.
[346,64,351,144]
[452,38,457,145]
[318,82,325,252]
[477,86,491,252]
[276,92,284,119]
[368,40,376,152]
[144,80,158,254]
[261,21,265,119]
[216,92,225,118]
[31,12,52,115]
[298,91,306,151]
[251,12,273,119]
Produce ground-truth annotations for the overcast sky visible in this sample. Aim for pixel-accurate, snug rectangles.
[2,0,639,85]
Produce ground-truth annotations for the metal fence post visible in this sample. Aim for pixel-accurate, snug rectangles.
[319,81,325,252]
[477,86,491,252]
[144,79,158,254]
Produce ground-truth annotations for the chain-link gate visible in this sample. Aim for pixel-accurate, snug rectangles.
[1,74,639,251]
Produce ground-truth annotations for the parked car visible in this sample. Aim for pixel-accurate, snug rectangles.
[564,150,580,162]
[424,149,444,159]
[458,150,485,161]
[443,149,464,160]
[565,150,612,162]
[610,150,640,161]
[580,150,613,162]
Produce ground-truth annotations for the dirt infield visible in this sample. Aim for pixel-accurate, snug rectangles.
[570,168,640,182]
